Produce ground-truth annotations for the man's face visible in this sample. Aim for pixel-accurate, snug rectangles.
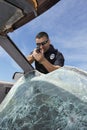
[36,36,50,53]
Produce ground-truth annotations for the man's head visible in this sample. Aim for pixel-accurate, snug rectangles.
[35,32,50,53]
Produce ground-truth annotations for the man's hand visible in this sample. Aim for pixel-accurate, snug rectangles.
[32,49,44,63]
[27,54,35,64]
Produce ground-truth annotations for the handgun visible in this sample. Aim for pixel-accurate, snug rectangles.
[36,45,40,53]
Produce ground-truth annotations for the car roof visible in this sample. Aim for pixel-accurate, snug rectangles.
[0,0,60,35]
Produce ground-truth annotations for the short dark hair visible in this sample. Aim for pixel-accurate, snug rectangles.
[36,32,49,39]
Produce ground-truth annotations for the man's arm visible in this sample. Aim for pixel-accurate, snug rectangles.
[40,58,61,72]
[54,51,64,66]
[27,54,35,64]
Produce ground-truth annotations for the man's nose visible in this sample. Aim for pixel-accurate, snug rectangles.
[40,44,43,49]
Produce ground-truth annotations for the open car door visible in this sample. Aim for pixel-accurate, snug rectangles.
[0,0,60,74]
[0,0,60,102]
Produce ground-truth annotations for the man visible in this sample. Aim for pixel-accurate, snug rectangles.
[27,32,64,74]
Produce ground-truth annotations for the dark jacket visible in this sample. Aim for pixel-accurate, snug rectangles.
[35,44,64,74]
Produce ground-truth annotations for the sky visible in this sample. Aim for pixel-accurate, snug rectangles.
[0,0,87,82]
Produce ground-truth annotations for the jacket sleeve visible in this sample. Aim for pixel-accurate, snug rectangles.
[54,51,65,66]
